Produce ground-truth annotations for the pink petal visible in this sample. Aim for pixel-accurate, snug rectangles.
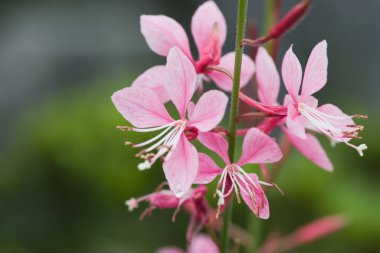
[156,247,185,253]
[239,173,269,219]
[132,65,169,103]
[298,96,320,132]
[281,45,302,101]
[286,104,307,139]
[194,153,222,184]
[150,191,180,209]
[111,87,173,128]
[165,47,197,118]
[282,94,293,107]
[140,15,192,59]
[317,103,354,142]
[301,40,328,98]
[197,132,230,164]
[256,47,280,105]
[208,52,255,91]
[301,95,319,108]
[189,90,228,132]
[191,1,227,53]
[238,128,283,166]
[189,234,219,253]
[283,127,333,171]
[163,135,199,198]
[187,101,196,119]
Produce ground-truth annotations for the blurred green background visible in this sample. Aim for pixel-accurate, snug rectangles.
[0,0,379,252]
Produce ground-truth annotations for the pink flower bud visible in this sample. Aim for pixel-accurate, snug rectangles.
[269,0,311,40]
[242,0,311,47]
[280,215,347,250]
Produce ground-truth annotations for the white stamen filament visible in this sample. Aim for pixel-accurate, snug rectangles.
[216,164,260,209]
[298,103,344,138]
[125,120,187,168]
[133,124,175,148]
[129,121,177,132]
[298,103,367,155]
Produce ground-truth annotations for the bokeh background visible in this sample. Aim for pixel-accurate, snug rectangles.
[0,0,379,252]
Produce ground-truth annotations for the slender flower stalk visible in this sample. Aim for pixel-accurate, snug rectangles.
[222,0,249,252]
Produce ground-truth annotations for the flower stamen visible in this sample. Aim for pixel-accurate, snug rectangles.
[121,120,187,169]
[298,102,367,155]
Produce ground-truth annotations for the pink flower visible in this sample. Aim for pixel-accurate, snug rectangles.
[250,45,334,171]
[126,185,210,241]
[240,41,367,171]
[194,128,283,218]
[112,47,228,197]
[138,1,255,92]
[282,41,367,155]
[156,234,219,253]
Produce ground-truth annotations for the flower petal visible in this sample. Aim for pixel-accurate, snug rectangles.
[301,40,328,98]
[111,87,173,128]
[163,135,199,198]
[132,65,169,103]
[198,132,230,164]
[187,101,196,119]
[140,15,192,58]
[191,1,227,53]
[150,191,180,209]
[189,90,228,132]
[189,234,219,253]
[283,127,333,171]
[256,47,280,105]
[282,45,302,101]
[239,173,269,219]
[286,104,307,139]
[208,52,255,91]
[238,128,283,165]
[165,47,197,118]
[194,153,222,184]
[317,103,355,142]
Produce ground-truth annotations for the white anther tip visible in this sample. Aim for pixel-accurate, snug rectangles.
[137,161,151,171]
[125,198,138,212]
[216,190,225,206]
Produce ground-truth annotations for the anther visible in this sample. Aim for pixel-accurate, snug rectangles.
[272,183,284,195]
[352,114,368,119]
[117,126,132,131]
[135,149,147,157]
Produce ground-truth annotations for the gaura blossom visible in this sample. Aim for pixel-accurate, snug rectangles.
[126,184,210,242]
[194,128,283,218]
[241,46,333,171]
[156,234,219,253]
[112,47,228,197]
[138,0,255,93]
[241,41,367,163]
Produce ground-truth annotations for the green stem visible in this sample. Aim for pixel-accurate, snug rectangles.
[227,0,249,161]
[221,0,249,252]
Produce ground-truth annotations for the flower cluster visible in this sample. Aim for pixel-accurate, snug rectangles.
[111,0,366,251]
